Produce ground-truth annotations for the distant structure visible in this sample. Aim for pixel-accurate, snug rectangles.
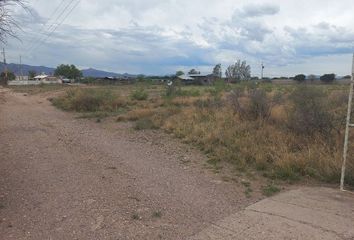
[8,74,62,85]
[178,73,215,85]
[33,74,61,84]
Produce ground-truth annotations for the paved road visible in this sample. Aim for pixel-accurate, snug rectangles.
[1,88,354,240]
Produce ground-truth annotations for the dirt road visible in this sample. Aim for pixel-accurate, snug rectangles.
[2,88,354,240]
[0,89,260,239]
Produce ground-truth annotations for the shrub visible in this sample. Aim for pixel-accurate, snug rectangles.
[262,183,281,196]
[228,88,281,121]
[294,74,306,82]
[164,81,201,98]
[130,88,148,101]
[134,118,158,130]
[287,86,334,138]
[52,88,126,112]
[320,74,335,83]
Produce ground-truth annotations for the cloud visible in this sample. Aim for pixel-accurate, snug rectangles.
[239,3,280,18]
[5,0,354,76]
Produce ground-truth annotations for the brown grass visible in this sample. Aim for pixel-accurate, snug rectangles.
[52,84,352,185]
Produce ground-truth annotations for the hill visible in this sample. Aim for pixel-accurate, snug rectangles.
[0,63,135,78]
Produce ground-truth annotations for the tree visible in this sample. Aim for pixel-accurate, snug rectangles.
[1,71,15,80]
[188,69,199,75]
[28,70,36,79]
[320,74,335,83]
[54,64,82,79]
[0,0,26,43]
[343,75,352,79]
[212,64,222,79]
[294,74,306,82]
[176,70,184,77]
[225,60,251,83]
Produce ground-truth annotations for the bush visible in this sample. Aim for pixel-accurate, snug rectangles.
[262,183,281,196]
[294,74,306,82]
[320,74,335,83]
[134,118,158,130]
[228,88,281,121]
[130,88,148,101]
[288,86,334,137]
[52,88,126,112]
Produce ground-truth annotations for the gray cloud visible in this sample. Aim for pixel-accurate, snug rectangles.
[5,0,354,76]
[239,3,280,18]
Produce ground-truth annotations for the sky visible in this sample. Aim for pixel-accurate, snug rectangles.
[4,0,354,76]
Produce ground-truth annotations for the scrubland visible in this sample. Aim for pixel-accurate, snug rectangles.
[49,81,353,186]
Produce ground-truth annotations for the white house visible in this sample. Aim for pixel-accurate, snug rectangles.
[33,75,62,84]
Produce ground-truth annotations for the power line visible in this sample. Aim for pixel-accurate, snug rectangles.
[25,0,69,51]
[27,0,80,54]
[27,0,77,53]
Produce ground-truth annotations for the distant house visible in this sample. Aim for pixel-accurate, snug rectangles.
[33,75,61,84]
[178,73,215,85]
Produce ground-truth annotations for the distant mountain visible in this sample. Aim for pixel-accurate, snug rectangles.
[81,68,136,78]
[0,63,55,76]
[0,63,136,78]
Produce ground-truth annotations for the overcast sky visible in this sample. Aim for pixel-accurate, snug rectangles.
[5,0,354,76]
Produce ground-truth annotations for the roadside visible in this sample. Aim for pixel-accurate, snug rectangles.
[2,88,353,240]
[0,89,263,239]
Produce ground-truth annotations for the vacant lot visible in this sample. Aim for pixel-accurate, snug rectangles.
[48,81,353,186]
[2,83,354,239]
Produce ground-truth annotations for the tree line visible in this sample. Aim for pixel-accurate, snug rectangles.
[294,73,337,83]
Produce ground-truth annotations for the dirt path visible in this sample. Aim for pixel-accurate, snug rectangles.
[0,89,262,239]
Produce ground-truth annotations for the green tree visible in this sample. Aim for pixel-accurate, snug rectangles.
[320,74,335,83]
[225,60,251,83]
[294,74,306,82]
[176,70,184,77]
[28,70,36,79]
[54,64,82,79]
[1,71,15,81]
[212,64,222,78]
[188,69,199,75]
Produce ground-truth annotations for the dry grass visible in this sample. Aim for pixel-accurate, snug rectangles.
[51,83,352,185]
[118,108,155,121]
[51,88,127,112]
[9,84,69,95]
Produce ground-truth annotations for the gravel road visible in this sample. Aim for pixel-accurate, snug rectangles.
[0,88,262,239]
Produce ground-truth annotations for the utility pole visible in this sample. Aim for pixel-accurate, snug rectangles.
[340,53,354,191]
[2,48,8,84]
[20,55,23,81]
[261,62,264,80]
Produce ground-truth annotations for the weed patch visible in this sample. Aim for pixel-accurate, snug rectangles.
[134,118,158,130]
[262,183,281,197]
[52,88,127,113]
[130,88,148,101]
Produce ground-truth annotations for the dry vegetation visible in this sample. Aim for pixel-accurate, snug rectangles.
[50,82,354,185]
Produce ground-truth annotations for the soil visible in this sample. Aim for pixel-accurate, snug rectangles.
[0,87,265,240]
